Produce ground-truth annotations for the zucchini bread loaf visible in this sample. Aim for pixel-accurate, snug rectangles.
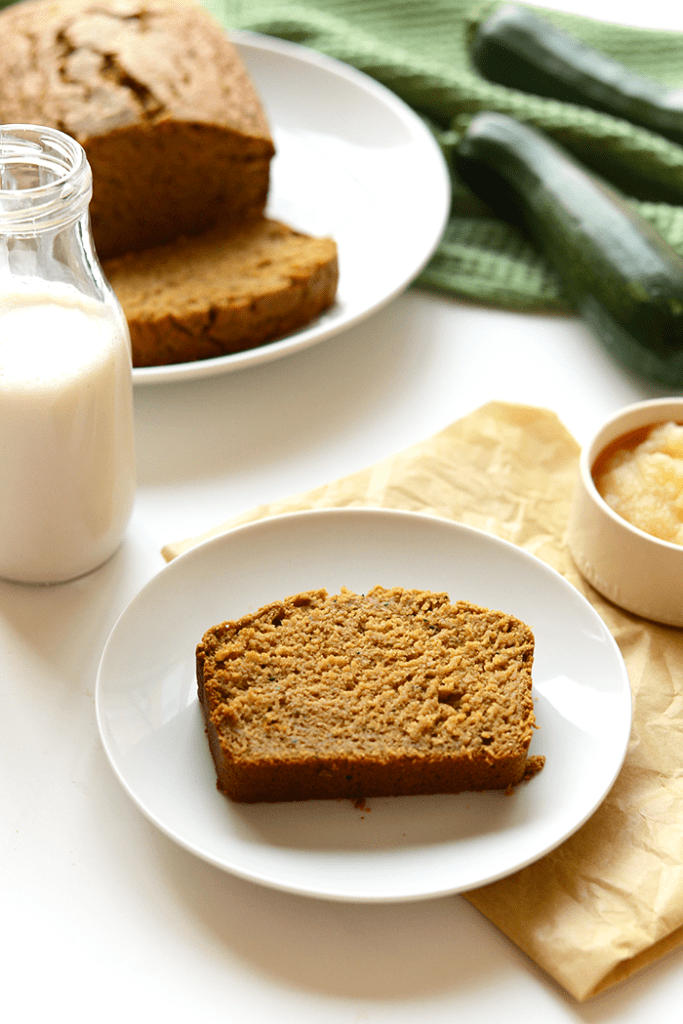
[196,586,540,803]
[0,0,275,259]
[104,217,339,366]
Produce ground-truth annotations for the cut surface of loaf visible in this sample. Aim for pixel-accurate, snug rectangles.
[104,217,339,366]
[0,0,274,259]
[196,586,539,803]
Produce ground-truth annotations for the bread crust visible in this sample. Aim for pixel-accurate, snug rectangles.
[0,0,274,258]
[196,587,538,803]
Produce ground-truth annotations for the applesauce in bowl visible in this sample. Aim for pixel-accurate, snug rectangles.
[567,398,683,626]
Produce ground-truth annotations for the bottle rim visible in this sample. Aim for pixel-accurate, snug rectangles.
[0,124,92,233]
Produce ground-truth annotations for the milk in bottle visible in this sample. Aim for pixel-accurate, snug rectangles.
[0,125,135,583]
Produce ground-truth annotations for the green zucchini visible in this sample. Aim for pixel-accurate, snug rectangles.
[454,111,683,386]
[469,4,683,203]
[471,4,683,144]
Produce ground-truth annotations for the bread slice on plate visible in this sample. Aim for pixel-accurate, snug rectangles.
[195,586,540,803]
[104,217,339,367]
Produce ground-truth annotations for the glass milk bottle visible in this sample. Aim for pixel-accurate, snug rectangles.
[0,125,135,584]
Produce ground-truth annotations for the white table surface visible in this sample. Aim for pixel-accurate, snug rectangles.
[3,1,683,1020]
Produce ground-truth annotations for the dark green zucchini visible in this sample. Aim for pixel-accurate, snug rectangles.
[454,111,683,386]
[471,4,683,145]
[469,4,683,203]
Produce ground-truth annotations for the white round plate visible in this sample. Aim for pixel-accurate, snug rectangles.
[96,509,631,902]
[132,32,450,386]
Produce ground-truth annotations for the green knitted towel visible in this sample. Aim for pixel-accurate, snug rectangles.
[199,0,683,318]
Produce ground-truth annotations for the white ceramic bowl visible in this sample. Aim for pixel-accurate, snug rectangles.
[567,398,683,627]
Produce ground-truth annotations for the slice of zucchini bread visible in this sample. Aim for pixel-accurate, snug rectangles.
[104,217,338,367]
[196,586,540,803]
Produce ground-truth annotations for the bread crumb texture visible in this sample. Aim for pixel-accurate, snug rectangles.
[104,217,339,366]
[196,586,541,803]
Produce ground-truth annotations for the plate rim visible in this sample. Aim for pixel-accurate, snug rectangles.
[96,508,632,902]
[130,30,451,387]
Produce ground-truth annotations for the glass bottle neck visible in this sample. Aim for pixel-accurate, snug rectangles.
[0,124,91,233]
[0,124,108,301]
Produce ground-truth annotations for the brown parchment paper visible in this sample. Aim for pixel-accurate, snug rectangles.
[162,401,683,1001]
